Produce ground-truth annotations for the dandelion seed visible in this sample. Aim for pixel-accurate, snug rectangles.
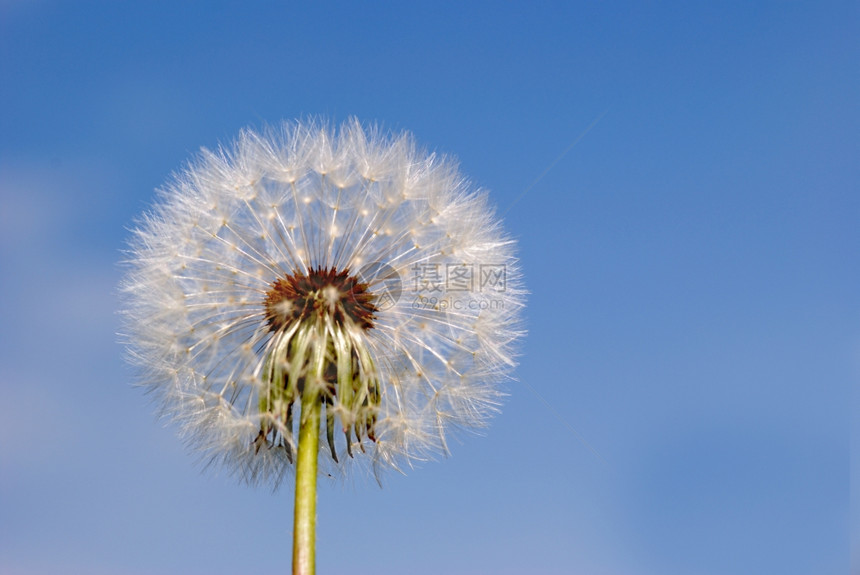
[121,120,524,572]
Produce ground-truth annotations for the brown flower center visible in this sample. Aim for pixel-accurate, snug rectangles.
[257,267,380,462]
[263,267,378,332]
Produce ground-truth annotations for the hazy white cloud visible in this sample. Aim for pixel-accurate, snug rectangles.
[0,161,123,476]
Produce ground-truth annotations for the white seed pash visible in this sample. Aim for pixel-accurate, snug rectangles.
[121,119,525,486]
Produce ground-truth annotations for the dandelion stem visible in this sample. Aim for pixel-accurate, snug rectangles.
[292,393,320,575]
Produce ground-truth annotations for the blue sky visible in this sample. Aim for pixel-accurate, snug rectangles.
[0,2,855,574]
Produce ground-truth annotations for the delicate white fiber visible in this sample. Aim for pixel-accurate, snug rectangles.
[120,118,525,487]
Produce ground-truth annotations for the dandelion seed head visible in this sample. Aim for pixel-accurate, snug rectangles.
[121,118,525,487]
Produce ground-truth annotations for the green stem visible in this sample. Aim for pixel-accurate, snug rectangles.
[292,395,320,575]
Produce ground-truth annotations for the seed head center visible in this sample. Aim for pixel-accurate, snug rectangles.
[263,267,378,332]
[258,267,382,460]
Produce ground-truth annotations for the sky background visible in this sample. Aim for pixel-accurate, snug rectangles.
[0,2,856,574]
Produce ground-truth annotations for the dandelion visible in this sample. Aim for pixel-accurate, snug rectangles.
[120,118,524,574]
